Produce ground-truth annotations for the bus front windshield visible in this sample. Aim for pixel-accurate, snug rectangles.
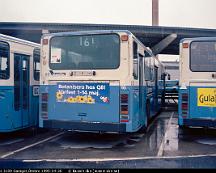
[49,34,120,70]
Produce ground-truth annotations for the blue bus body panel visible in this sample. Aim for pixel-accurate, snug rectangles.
[40,84,161,133]
[165,80,179,93]
[178,89,185,126]
[0,86,38,132]
[179,86,216,127]
[41,85,120,123]
[189,87,216,119]
[29,86,39,127]
[0,86,14,131]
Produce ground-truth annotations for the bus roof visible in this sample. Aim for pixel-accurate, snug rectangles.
[180,37,216,43]
[42,30,134,38]
[0,33,40,48]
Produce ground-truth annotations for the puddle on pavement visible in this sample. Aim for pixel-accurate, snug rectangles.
[163,117,179,152]
[57,133,145,149]
[56,119,167,150]
[195,138,216,145]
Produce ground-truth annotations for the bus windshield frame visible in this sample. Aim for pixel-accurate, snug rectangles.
[49,33,120,70]
[190,40,216,72]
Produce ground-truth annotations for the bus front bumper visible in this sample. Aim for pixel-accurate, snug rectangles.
[43,120,126,133]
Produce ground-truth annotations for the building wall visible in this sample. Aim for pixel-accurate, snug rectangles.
[163,61,179,80]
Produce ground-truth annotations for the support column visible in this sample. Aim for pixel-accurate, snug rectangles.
[152,0,159,26]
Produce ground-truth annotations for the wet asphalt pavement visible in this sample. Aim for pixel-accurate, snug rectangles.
[0,106,216,168]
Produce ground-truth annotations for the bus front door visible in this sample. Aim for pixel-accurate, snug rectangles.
[14,54,30,127]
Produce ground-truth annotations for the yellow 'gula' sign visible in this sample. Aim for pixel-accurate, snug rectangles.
[197,88,216,107]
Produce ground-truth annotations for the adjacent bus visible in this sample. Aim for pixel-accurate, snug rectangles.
[179,37,216,128]
[39,30,165,133]
[0,34,40,132]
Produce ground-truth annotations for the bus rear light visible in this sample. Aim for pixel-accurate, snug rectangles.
[182,115,187,119]
[181,103,188,110]
[121,115,129,119]
[182,111,188,116]
[120,119,129,123]
[121,105,128,115]
[41,112,48,119]
[43,39,48,45]
[182,94,188,101]
[42,103,48,112]
[42,93,48,102]
[121,94,128,103]
[182,43,189,48]
[121,35,128,41]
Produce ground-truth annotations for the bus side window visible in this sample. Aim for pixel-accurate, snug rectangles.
[144,51,152,81]
[133,42,138,80]
[0,42,9,80]
[33,48,40,81]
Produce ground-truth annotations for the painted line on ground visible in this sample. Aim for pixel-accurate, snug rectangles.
[0,132,65,159]
[157,111,174,157]
[0,138,24,146]
[22,153,216,162]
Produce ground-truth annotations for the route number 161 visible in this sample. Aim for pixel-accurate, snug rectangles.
[79,37,95,47]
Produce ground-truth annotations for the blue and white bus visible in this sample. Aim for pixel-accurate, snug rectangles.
[179,37,216,128]
[39,30,165,133]
[0,34,40,132]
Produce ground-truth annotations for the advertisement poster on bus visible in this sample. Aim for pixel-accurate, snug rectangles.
[197,88,216,107]
[56,82,110,104]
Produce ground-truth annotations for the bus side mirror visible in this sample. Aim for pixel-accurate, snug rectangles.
[168,74,171,80]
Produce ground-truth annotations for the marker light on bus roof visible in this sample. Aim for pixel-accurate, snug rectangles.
[182,43,189,48]
[121,35,128,41]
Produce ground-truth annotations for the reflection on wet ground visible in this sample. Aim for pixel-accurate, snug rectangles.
[0,109,216,160]
[163,115,216,156]
[0,111,170,159]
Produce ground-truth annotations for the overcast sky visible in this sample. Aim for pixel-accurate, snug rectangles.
[0,0,215,61]
[0,0,216,29]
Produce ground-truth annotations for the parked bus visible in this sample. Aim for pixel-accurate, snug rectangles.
[0,34,40,132]
[179,37,216,128]
[39,30,165,133]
